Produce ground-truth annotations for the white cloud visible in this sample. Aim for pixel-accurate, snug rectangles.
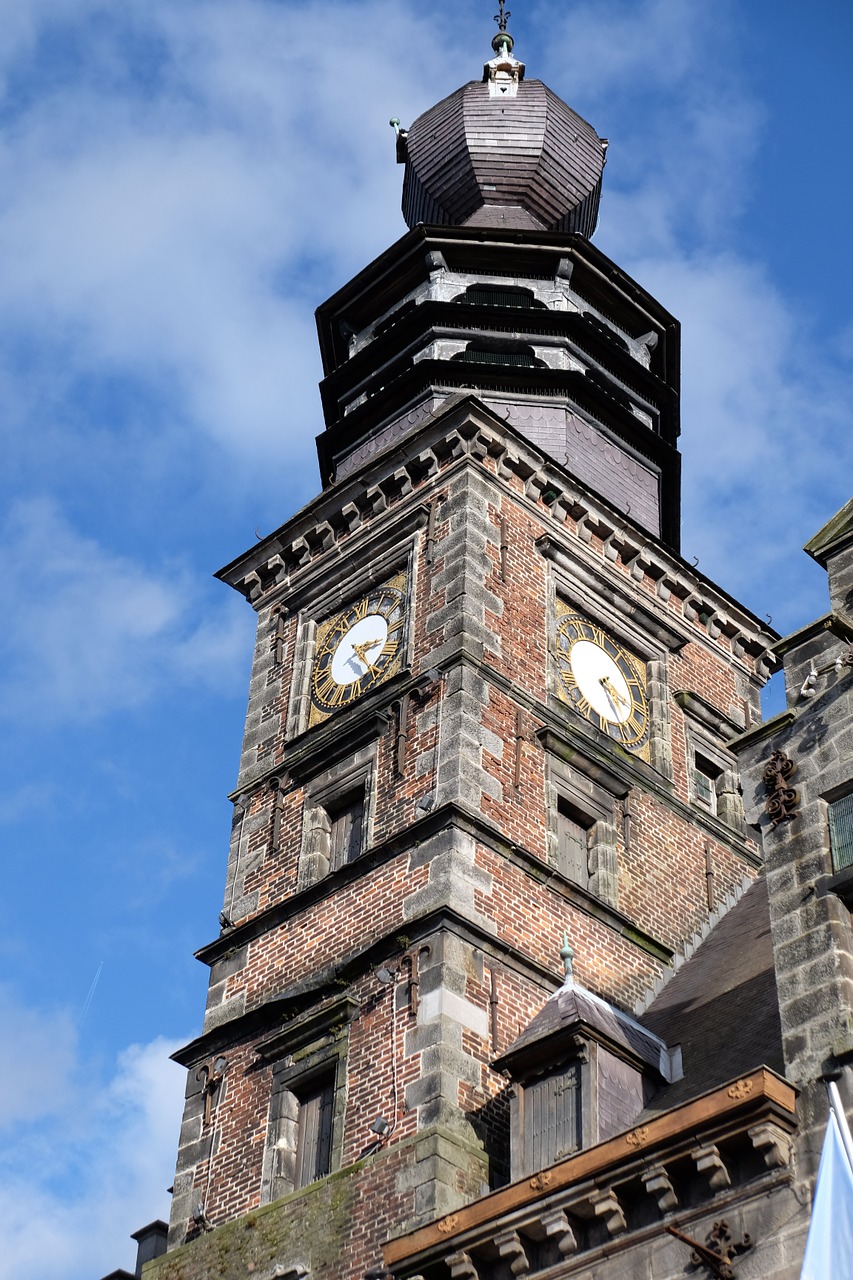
[0,986,79,1130]
[0,497,250,723]
[645,250,852,621]
[547,0,764,255]
[0,0,477,469]
[0,1016,185,1280]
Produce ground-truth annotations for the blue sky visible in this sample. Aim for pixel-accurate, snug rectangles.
[1,1,851,1276]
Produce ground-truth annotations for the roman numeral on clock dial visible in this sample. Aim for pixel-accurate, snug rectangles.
[553,611,650,753]
[310,583,408,721]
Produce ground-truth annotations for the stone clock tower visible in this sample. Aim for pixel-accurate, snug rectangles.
[143,19,785,1280]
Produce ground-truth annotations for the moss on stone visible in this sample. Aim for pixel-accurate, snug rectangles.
[143,1163,364,1280]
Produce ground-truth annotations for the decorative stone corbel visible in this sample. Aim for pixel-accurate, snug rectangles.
[621,544,647,582]
[494,1229,531,1276]
[446,1251,480,1280]
[692,1144,731,1191]
[706,611,723,640]
[288,535,311,567]
[338,501,362,533]
[589,1187,627,1236]
[748,1121,793,1169]
[682,591,702,622]
[575,510,593,543]
[641,1163,678,1213]
[243,570,263,602]
[602,524,622,562]
[539,1208,578,1258]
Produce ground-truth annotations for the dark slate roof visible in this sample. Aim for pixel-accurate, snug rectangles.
[640,875,784,1116]
[401,78,606,235]
[493,979,675,1083]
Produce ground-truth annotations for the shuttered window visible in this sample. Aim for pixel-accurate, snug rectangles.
[294,1074,335,1189]
[556,801,590,888]
[328,794,364,868]
[830,792,853,872]
[523,1063,581,1172]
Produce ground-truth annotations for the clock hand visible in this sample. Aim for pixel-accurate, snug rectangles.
[351,638,383,670]
[600,676,629,713]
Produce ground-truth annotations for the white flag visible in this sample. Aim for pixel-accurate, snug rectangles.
[800,1087,853,1280]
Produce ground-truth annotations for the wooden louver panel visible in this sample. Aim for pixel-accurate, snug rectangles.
[524,1062,581,1172]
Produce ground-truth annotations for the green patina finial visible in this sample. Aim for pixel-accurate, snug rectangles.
[491,0,514,55]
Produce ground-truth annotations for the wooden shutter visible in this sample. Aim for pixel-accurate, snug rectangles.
[523,1063,581,1172]
[556,803,589,887]
[329,795,364,868]
[294,1075,335,1188]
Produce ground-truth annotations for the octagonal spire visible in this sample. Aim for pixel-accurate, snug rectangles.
[395,20,608,235]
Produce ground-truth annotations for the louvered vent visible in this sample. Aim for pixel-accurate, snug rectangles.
[829,791,853,872]
[461,285,543,309]
[460,348,537,367]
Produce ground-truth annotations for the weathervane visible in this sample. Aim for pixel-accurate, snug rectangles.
[494,1,511,33]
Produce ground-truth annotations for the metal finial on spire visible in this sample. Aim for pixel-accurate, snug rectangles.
[494,1,511,33]
[560,933,575,980]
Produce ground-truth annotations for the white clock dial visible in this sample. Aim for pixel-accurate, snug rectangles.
[570,640,632,724]
[309,581,407,723]
[330,615,389,685]
[553,612,650,753]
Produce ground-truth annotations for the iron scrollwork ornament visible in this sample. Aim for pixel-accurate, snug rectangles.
[762,749,798,829]
[665,1219,752,1280]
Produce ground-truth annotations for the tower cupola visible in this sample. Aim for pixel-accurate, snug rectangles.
[395,11,608,234]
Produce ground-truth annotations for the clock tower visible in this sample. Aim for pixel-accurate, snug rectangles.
[146,16,779,1280]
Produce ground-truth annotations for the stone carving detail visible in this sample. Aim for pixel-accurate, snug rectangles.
[625,1125,650,1148]
[437,1215,460,1235]
[589,1188,627,1236]
[727,1077,755,1101]
[762,750,798,829]
[529,1171,554,1192]
[446,1251,479,1280]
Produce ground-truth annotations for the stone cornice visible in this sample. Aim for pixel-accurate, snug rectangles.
[197,798,674,974]
[176,904,566,1068]
[770,610,853,659]
[728,710,798,754]
[673,688,744,738]
[215,396,778,676]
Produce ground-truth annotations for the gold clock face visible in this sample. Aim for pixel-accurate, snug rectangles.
[554,609,650,757]
[309,576,407,724]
